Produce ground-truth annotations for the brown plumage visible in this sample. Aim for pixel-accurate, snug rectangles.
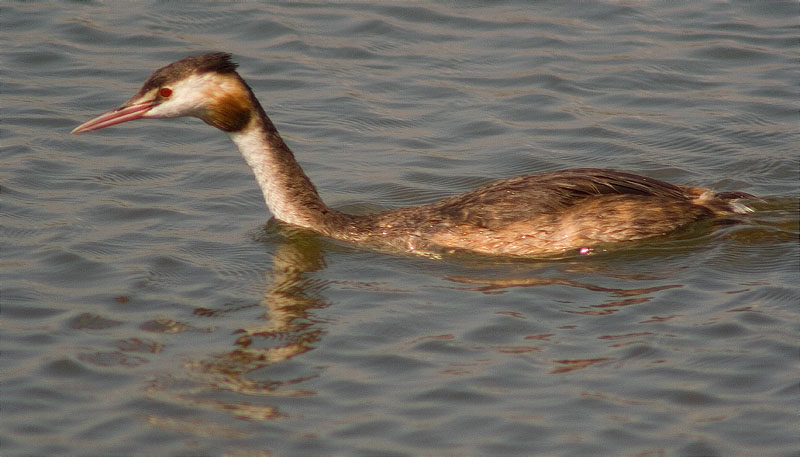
[72,53,755,258]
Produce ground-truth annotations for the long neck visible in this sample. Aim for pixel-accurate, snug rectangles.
[228,108,337,233]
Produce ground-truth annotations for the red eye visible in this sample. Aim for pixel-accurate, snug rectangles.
[159,87,173,98]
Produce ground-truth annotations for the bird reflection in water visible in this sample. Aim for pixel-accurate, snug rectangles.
[144,229,329,425]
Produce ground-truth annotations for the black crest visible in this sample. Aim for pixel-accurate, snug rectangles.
[137,52,239,94]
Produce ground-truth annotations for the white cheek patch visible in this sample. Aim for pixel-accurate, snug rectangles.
[144,72,228,119]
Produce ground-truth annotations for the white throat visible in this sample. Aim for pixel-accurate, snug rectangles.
[228,124,319,228]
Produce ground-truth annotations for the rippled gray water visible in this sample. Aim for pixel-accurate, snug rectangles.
[2,2,798,456]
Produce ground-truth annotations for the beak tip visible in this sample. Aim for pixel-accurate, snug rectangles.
[71,124,90,134]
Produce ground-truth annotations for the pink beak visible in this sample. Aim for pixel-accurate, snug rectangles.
[71,100,156,134]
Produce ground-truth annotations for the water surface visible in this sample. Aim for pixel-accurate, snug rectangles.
[2,2,798,456]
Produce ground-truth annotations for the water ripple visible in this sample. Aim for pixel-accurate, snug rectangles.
[2,2,798,456]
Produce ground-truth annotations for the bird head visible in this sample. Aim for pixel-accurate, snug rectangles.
[72,53,253,134]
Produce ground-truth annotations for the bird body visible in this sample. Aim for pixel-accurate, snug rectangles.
[73,53,753,257]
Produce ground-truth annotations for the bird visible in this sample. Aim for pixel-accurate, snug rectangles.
[72,52,755,258]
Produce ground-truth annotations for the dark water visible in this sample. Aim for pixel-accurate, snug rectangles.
[2,2,798,456]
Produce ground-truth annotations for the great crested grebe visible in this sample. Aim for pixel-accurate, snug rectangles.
[73,53,754,257]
